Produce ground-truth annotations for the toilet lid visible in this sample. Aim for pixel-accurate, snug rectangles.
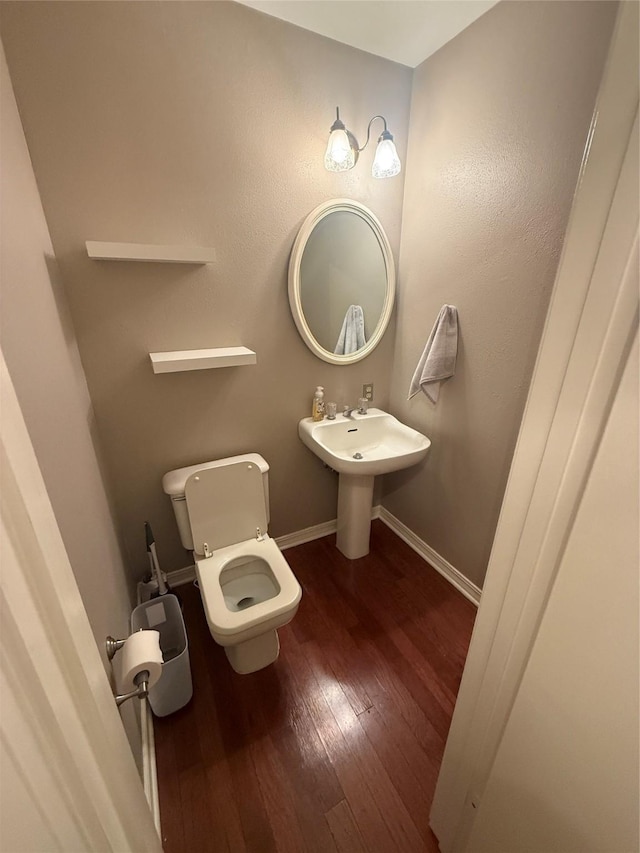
[185,460,268,556]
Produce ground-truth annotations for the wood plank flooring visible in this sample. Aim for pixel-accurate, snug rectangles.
[153,520,476,853]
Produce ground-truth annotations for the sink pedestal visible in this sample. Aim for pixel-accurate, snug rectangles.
[299,408,431,560]
[336,473,375,560]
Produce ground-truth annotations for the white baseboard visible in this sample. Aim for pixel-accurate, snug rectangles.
[165,504,481,608]
[140,701,161,835]
[165,508,382,584]
[136,586,161,837]
[378,507,481,606]
[276,505,383,549]
[166,563,196,587]
[275,518,337,550]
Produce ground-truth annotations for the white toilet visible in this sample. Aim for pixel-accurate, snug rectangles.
[162,454,302,674]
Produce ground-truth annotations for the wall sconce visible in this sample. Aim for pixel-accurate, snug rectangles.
[324,107,401,178]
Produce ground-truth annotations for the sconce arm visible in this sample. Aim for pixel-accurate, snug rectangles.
[358,115,390,153]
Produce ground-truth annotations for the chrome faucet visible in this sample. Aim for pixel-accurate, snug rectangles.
[343,401,368,418]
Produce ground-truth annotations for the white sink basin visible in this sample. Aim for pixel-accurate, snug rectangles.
[298,407,431,476]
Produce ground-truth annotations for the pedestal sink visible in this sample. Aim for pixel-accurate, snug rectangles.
[298,408,431,559]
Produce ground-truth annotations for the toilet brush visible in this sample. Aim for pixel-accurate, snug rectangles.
[145,521,168,596]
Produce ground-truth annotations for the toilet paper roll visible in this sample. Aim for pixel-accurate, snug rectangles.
[120,630,163,691]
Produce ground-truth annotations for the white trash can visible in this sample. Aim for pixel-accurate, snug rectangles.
[131,594,192,717]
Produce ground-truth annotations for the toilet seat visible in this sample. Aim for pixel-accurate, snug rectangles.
[186,460,268,555]
[195,536,301,640]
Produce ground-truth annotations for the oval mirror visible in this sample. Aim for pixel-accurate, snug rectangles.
[288,199,396,364]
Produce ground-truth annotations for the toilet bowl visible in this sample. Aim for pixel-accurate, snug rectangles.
[163,454,302,674]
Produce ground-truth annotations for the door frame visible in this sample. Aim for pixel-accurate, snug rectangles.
[0,350,162,851]
[430,3,639,849]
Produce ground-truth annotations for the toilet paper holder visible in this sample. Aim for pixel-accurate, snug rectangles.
[106,635,126,660]
[106,633,151,707]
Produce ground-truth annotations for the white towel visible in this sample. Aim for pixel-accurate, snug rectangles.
[408,305,458,403]
[334,305,366,355]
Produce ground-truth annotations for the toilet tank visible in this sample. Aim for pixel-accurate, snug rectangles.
[162,453,270,552]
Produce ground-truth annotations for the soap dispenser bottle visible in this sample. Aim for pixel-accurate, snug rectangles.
[312,386,325,421]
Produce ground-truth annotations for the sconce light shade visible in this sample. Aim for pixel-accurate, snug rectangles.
[372,132,401,179]
[324,108,400,178]
[325,126,356,172]
[324,109,356,172]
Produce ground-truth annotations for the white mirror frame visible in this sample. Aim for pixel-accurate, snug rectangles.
[288,198,396,365]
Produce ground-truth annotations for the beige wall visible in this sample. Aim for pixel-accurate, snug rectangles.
[0,1,412,578]
[466,331,639,852]
[0,46,141,763]
[383,0,617,588]
[0,1,617,594]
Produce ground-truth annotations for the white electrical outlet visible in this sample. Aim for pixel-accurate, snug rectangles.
[362,383,374,401]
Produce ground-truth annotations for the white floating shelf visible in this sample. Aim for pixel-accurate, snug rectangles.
[86,241,216,264]
[149,347,256,374]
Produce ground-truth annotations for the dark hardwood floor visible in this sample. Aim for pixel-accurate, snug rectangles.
[153,520,476,853]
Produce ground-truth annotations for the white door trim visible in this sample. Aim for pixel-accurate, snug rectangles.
[430,3,639,849]
[0,350,162,852]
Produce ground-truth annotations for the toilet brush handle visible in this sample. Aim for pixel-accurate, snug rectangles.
[145,522,168,596]
[150,542,168,595]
